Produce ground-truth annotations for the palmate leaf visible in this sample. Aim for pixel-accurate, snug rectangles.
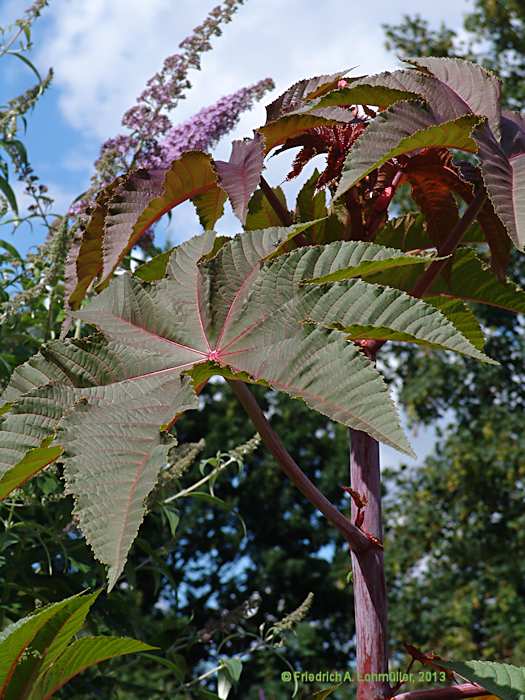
[440,660,525,700]
[0,227,495,586]
[75,262,412,456]
[76,234,491,451]
[335,102,481,199]
[215,134,265,224]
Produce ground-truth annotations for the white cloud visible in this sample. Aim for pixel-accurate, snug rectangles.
[37,0,471,143]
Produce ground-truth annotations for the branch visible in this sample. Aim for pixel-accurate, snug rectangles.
[228,379,374,553]
[393,683,490,700]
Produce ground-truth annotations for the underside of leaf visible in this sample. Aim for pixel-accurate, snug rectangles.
[60,373,197,590]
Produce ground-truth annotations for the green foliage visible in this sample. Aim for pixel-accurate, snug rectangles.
[0,591,154,699]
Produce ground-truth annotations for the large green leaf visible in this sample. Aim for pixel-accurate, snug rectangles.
[335,102,481,198]
[28,636,155,700]
[0,225,314,585]
[440,660,525,700]
[0,595,87,696]
[73,231,412,454]
[1,229,498,583]
[4,592,100,700]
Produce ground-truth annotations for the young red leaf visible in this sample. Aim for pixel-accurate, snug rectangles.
[215,134,265,224]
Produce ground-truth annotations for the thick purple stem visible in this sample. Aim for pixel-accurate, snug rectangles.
[349,190,487,699]
[350,428,390,700]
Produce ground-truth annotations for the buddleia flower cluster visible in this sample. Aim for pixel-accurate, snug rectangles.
[85,0,256,201]
[148,78,274,167]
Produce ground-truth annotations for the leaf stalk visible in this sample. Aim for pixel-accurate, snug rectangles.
[228,379,374,553]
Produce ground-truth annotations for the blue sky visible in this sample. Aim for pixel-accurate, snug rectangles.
[1,0,471,465]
